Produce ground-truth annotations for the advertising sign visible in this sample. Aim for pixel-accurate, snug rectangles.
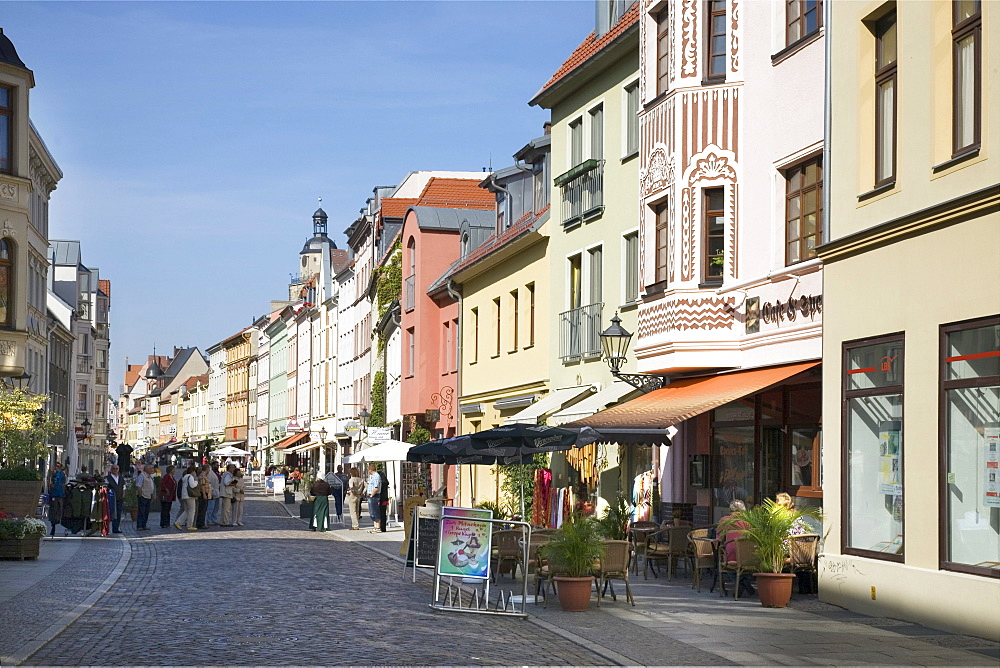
[265,474,286,495]
[437,507,493,580]
[986,427,1000,508]
[878,421,901,495]
[368,427,393,444]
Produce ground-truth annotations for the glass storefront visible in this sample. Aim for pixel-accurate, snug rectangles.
[943,320,1000,576]
[844,337,904,558]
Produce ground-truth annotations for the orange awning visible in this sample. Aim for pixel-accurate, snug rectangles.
[268,432,310,450]
[566,361,820,441]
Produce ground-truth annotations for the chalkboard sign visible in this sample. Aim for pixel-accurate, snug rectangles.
[415,516,440,568]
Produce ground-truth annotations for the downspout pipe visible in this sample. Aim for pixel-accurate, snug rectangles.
[822,0,832,245]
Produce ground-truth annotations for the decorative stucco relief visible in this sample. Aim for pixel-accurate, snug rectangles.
[638,296,736,337]
[640,146,675,198]
[681,148,739,282]
[0,183,16,200]
[681,0,698,77]
[730,0,740,72]
[668,0,676,84]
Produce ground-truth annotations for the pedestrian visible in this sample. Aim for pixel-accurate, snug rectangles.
[159,465,177,528]
[346,467,364,530]
[365,464,381,531]
[291,467,302,492]
[718,499,754,597]
[329,465,349,524]
[105,464,125,534]
[220,464,237,526]
[195,465,211,529]
[310,475,332,532]
[376,467,390,533]
[48,462,67,537]
[206,462,222,525]
[174,464,199,530]
[232,469,246,526]
[135,465,155,530]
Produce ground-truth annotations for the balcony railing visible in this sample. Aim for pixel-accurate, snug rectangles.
[555,159,604,226]
[559,302,604,361]
[404,274,415,311]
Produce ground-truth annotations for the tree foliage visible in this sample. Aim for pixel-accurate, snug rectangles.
[495,453,548,519]
[0,389,63,468]
[369,370,386,427]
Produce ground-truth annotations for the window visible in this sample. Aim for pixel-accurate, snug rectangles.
[703,188,725,283]
[569,118,584,167]
[0,239,11,327]
[406,328,415,377]
[875,11,897,187]
[442,321,450,375]
[510,290,519,351]
[656,8,670,95]
[0,86,11,174]
[589,104,604,162]
[786,0,822,46]
[654,201,668,284]
[941,317,999,577]
[706,0,727,79]
[589,246,603,307]
[471,307,479,362]
[527,283,535,347]
[452,318,459,371]
[785,156,823,265]
[843,336,904,560]
[493,298,501,356]
[624,82,639,156]
[569,254,583,310]
[624,232,639,303]
[533,159,548,212]
[953,0,981,155]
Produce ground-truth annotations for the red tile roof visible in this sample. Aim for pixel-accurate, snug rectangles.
[416,178,495,211]
[379,198,420,219]
[99,279,111,297]
[450,204,550,276]
[124,364,142,389]
[535,3,640,99]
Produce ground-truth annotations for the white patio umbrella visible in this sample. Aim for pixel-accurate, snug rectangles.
[344,439,412,526]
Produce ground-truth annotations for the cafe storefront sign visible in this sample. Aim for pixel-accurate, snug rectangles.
[746,294,822,333]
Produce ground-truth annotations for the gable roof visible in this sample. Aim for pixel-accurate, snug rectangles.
[416,177,495,211]
[530,2,640,106]
[99,279,111,298]
[380,198,420,219]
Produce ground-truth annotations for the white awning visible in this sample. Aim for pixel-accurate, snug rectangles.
[548,382,642,426]
[502,385,598,425]
[343,439,413,463]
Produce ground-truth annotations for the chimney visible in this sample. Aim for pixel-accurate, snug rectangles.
[543,121,552,136]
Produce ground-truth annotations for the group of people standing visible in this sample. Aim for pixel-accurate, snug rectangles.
[302,464,388,533]
[159,462,246,531]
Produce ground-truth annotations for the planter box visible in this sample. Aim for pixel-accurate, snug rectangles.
[0,535,41,561]
[0,480,44,518]
[283,493,296,505]
[299,502,314,519]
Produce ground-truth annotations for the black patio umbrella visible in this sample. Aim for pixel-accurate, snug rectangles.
[406,437,532,465]
[468,423,602,458]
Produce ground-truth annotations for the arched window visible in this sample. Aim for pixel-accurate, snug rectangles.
[407,237,416,275]
[0,239,12,327]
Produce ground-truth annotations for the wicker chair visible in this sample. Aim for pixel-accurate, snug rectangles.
[533,544,561,607]
[688,528,716,592]
[491,530,523,582]
[595,540,635,606]
[718,537,757,600]
[516,534,551,581]
[644,526,692,580]
[629,521,659,575]
[788,533,820,593]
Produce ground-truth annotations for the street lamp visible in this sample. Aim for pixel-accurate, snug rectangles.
[80,418,92,439]
[358,408,370,429]
[599,313,669,394]
[4,370,31,391]
[318,426,328,444]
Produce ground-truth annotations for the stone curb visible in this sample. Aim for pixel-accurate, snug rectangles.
[272,492,629,666]
[3,535,132,666]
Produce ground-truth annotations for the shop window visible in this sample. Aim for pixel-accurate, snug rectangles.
[941,317,1000,578]
[843,336,904,560]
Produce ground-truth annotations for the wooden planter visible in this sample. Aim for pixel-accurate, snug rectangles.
[0,534,42,561]
[0,480,44,518]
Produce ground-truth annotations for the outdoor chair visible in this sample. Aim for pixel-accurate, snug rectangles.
[491,530,522,582]
[644,526,692,580]
[594,540,635,606]
[629,521,658,575]
[718,536,757,600]
[516,533,551,581]
[534,544,561,607]
[788,533,820,593]
[688,528,716,592]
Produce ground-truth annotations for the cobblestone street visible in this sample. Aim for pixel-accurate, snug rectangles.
[21,496,603,667]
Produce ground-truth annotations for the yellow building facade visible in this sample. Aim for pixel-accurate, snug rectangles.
[819,0,999,638]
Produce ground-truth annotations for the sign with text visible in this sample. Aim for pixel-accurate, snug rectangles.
[368,427,393,444]
[415,505,442,568]
[437,507,493,580]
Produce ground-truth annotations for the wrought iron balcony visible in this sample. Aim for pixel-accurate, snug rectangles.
[555,159,604,226]
[559,302,604,361]
[404,274,415,311]
[76,355,92,374]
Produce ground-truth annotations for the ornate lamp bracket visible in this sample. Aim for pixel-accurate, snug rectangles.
[612,371,669,394]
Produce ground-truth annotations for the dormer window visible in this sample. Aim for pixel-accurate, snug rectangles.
[0,86,12,174]
[461,232,471,258]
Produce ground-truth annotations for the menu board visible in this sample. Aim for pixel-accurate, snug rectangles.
[415,506,442,568]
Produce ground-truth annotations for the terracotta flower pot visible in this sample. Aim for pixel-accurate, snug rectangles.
[755,572,795,608]
[553,576,594,612]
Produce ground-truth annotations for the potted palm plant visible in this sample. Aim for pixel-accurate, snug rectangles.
[546,515,603,611]
[0,389,62,518]
[722,498,819,608]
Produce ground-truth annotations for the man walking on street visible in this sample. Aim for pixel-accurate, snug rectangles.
[105,464,124,534]
[48,462,66,536]
[159,465,177,528]
[135,465,155,530]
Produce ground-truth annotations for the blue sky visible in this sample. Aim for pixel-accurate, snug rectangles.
[3,1,591,391]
